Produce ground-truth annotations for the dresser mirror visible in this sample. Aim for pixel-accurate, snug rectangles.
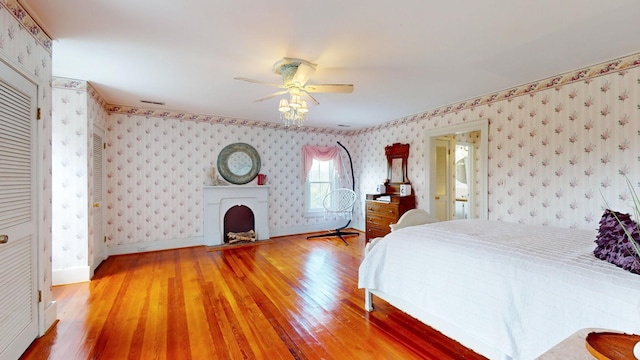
[217,143,261,184]
[386,143,410,184]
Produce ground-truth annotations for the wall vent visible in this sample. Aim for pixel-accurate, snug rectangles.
[140,100,165,105]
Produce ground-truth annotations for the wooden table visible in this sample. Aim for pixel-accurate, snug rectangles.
[537,328,637,360]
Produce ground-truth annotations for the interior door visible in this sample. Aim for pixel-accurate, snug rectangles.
[91,128,106,275]
[434,138,451,221]
[454,143,471,219]
[0,60,39,359]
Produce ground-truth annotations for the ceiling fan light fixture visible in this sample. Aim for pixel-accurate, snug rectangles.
[298,100,308,113]
[279,96,306,128]
[289,94,301,108]
[235,57,353,129]
[278,98,290,113]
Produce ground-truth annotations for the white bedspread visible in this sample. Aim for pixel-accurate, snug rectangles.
[358,219,640,359]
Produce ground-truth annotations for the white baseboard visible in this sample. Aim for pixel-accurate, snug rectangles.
[52,265,90,285]
[43,300,57,335]
[107,236,204,256]
[101,224,365,258]
[269,221,363,238]
[353,220,365,232]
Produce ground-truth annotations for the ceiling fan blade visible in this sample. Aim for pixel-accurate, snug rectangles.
[301,90,320,105]
[291,63,316,86]
[304,84,354,93]
[253,90,289,102]
[234,77,284,87]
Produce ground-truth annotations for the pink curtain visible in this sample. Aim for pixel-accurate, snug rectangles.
[302,145,343,183]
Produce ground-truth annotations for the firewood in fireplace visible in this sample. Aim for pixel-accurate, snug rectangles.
[227,230,256,244]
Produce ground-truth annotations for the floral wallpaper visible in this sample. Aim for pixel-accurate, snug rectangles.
[486,70,639,229]
[353,53,640,231]
[51,78,108,278]
[51,79,89,272]
[105,116,352,246]
[0,0,54,321]
[102,52,640,248]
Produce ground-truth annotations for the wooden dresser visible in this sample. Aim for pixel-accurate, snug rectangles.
[365,193,415,241]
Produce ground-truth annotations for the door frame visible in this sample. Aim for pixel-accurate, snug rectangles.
[425,120,488,220]
[0,56,43,358]
[91,125,107,276]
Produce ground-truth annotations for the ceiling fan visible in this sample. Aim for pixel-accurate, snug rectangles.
[234,57,354,105]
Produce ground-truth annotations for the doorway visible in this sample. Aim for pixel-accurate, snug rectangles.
[454,143,473,219]
[425,120,488,221]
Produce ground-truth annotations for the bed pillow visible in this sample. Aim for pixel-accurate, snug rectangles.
[594,209,640,274]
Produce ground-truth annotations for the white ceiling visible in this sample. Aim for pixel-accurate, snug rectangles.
[20,0,640,130]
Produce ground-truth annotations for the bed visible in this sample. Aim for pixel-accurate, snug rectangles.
[358,218,640,359]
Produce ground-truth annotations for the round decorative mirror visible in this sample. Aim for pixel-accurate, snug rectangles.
[217,143,261,184]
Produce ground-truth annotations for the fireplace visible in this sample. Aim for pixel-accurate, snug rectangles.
[223,205,255,243]
[203,186,269,246]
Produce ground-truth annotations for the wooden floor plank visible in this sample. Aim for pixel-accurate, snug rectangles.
[21,232,487,360]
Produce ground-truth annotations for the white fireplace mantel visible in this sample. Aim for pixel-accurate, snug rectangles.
[203,186,270,246]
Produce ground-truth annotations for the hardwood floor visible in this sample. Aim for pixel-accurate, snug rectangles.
[21,232,486,360]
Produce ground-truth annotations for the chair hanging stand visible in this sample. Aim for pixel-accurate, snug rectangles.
[307,142,359,245]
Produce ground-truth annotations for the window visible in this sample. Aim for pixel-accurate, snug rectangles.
[305,158,337,216]
[302,145,343,217]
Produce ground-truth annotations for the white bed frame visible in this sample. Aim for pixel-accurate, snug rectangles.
[362,210,504,359]
[364,208,435,312]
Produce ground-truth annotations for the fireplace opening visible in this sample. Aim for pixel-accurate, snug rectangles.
[223,205,256,243]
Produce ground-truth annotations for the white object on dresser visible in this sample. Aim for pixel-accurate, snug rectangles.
[399,184,411,196]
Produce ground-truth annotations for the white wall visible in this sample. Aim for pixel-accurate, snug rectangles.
[51,79,109,284]
[51,80,90,284]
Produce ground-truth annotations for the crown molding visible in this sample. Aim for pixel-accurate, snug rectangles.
[2,0,52,52]
[106,104,353,135]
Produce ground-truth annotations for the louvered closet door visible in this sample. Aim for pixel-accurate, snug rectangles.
[92,129,106,272]
[0,60,38,360]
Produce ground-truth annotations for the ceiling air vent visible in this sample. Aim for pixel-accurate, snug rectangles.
[140,100,165,105]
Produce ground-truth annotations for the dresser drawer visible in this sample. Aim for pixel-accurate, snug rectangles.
[365,214,393,240]
[366,215,394,231]
[366,201,399,219]
[365,195,415,241]
[366,227,390,239]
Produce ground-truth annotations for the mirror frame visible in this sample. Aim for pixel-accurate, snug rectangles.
[385,143,410,185]
[217,143,261,185]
